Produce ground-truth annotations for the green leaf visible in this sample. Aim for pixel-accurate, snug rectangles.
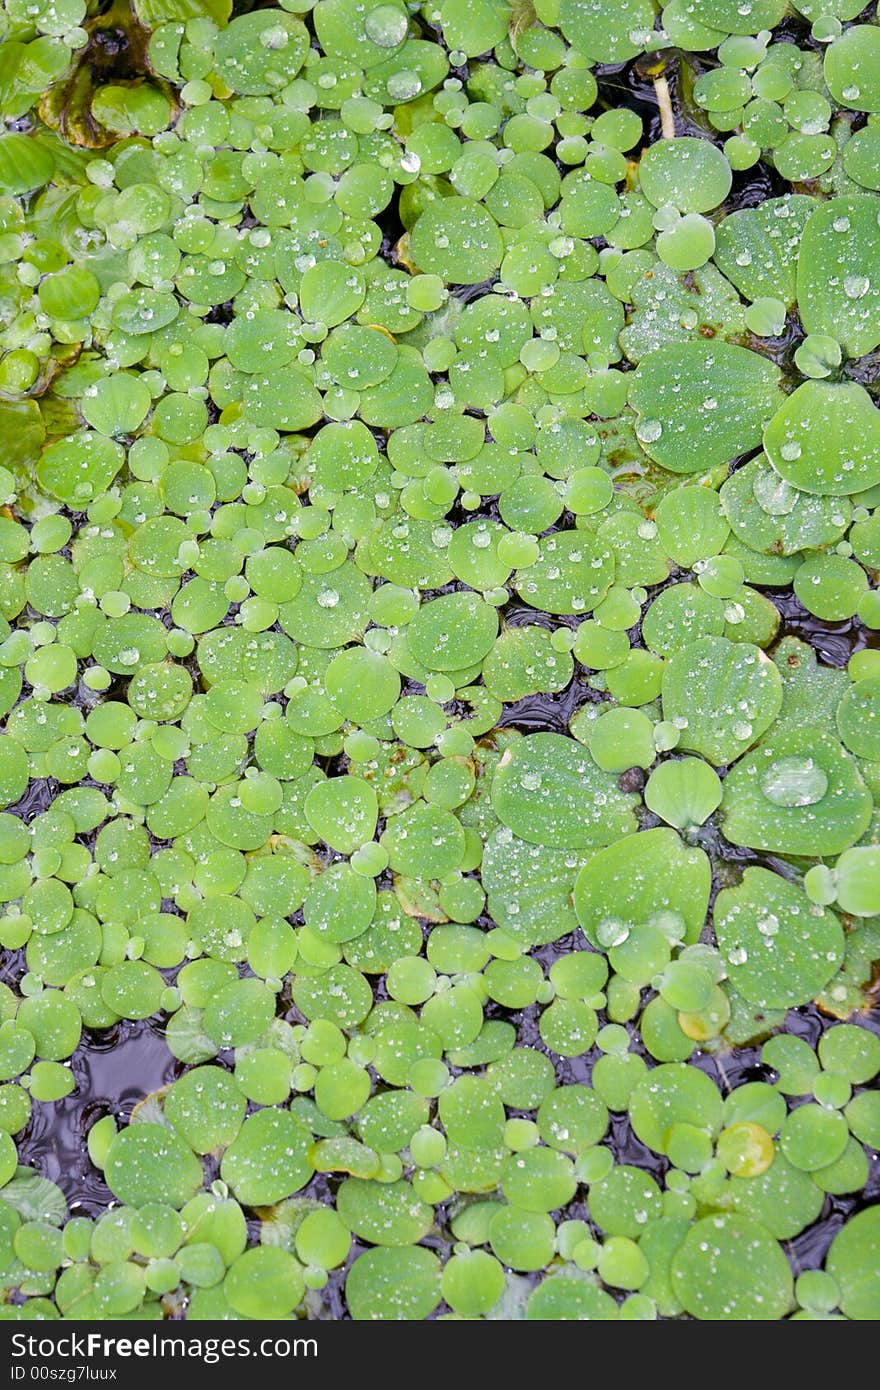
[661,637,783,766]
[722,727,872,856]
[671,1215,793,1320]
[491,732,638,850]
[629,342,783,474]
[714,867,845,1009]
[574,828,711,949]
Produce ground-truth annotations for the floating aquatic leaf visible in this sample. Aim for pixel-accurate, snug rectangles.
[798,197,880,357]
[629,342,783,475]
[644,758,722,830]
[630,1062,723,1156]
[764,380,880,498]
[491,733,638,851]
[410,197,503,285]
[104,1125,203,1210]
[574,828,710,950]
[640,138,732,214]
[824,26,880,113]
[827,1208,880,1320]
[722,727,872,856]
[715,868,845,1010]
[346,1246,441,1320]
[0,0,878,1325]
[671,1214,793,1320]
[721,456,851,556]
[662,637,782,767]
[481,830,585,947]
[714,195,813,305]
[220,1109,313,1207]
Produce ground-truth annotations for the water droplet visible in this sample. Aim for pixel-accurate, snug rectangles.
[597,918,630,949]
[364,3,408,47]
[260,23,289,49]
[754,468,797,512]
[761,755,828,807]
[387,69,422,100]
[636,418,663,443]
[844,274,870,300]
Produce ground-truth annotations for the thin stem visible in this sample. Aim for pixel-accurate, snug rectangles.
[653,72,676,139]
[714,1053,731,1095]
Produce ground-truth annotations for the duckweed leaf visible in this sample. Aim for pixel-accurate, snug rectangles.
[346,1246,440,1320]
[640,138,733,214]
[721,457,851,556]
[164,1067,245,1155]
[337,1177,432,1247]
[827,1208,880,1320]
[514,532,615,616]
[684,0,787,32]
[0,135,54,195]
[824,26,880,113]
[104,1125,203,1210]
[715,867,845,1009]
[491,733,638,850]
[2,0,880,1324]
[644,758,722,830]
[224,1246,304,1319]
[630,1062,723,1156]
[764,381,880,497]
[410,198,503,285]
[220,1109,313,1206]
[662,637,782,766]
[37,434,124,507]
[713,196,813,306]
[721,728,872,856]
[671,1214,793,1320]
[574,828,711,949]
[558,0,656,63]
[481,830,585,947]
[304,776,378,855]
[629,343,783,475]
[213,12,308,94]
[407,592,498,672]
